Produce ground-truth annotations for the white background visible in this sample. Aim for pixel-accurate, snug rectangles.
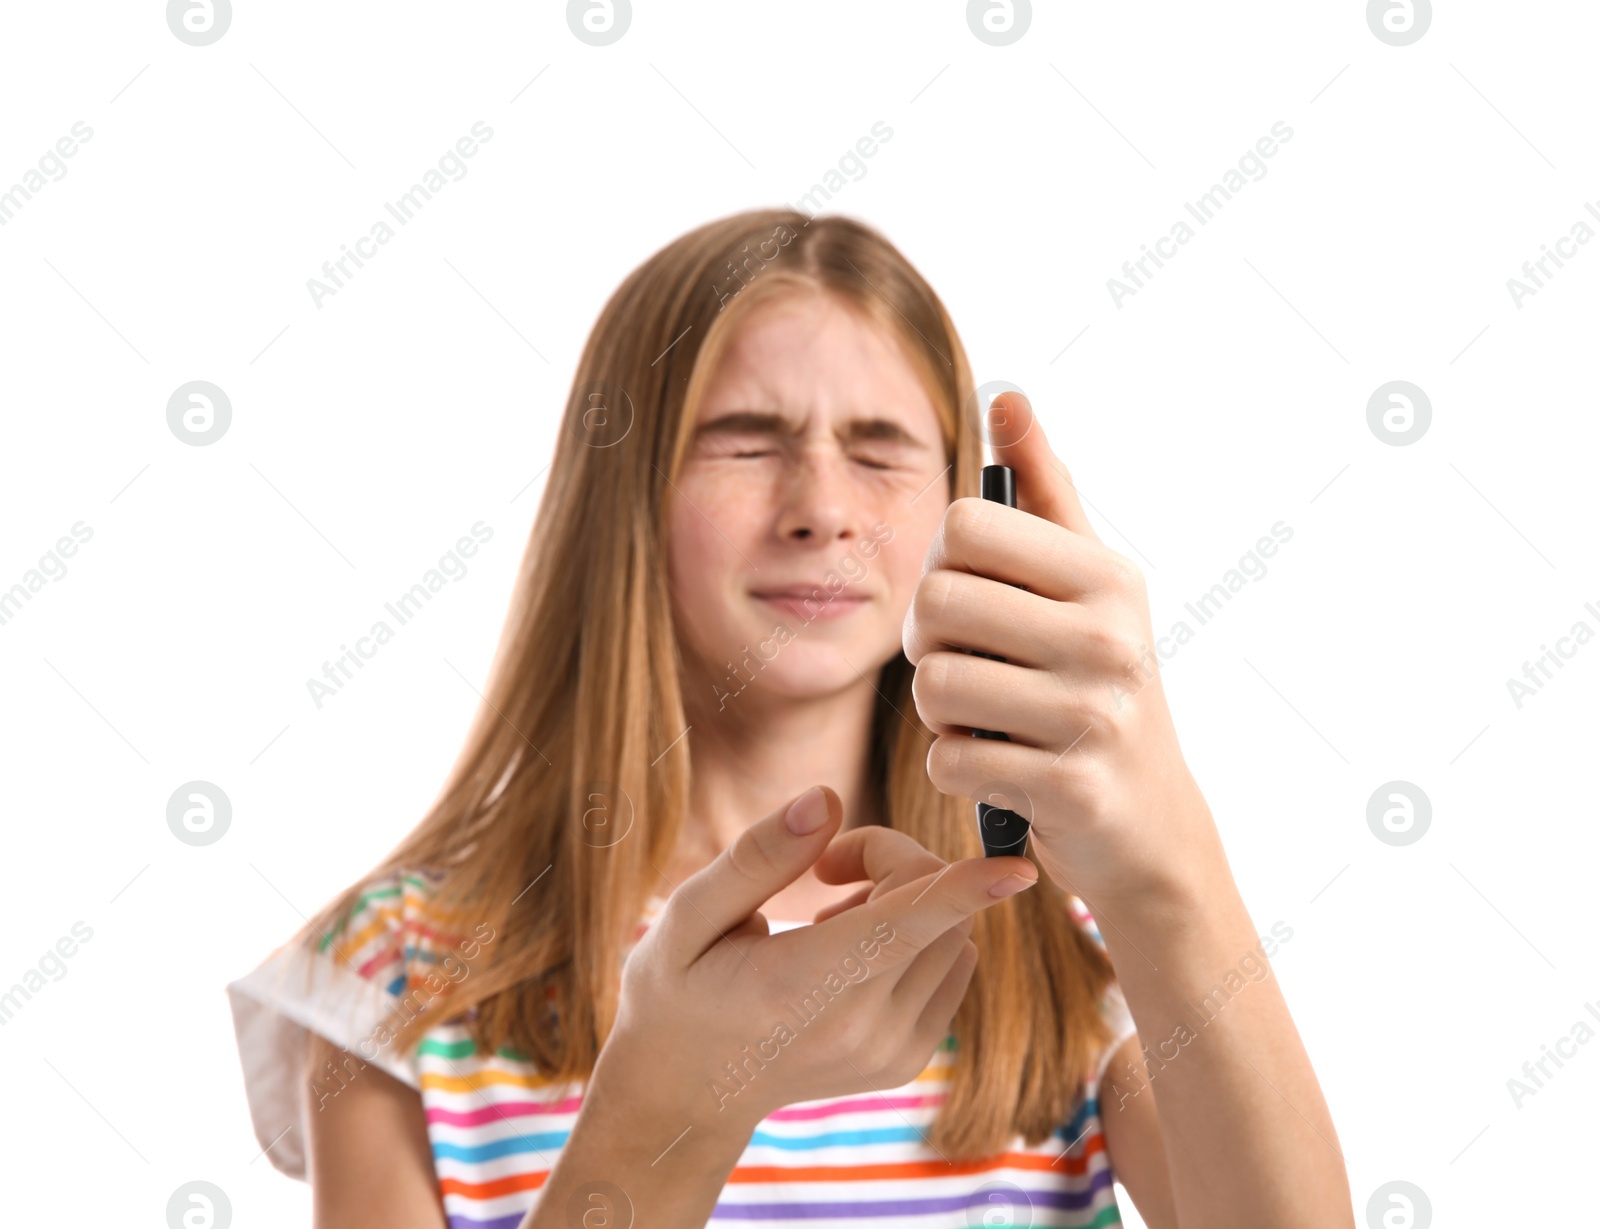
[1,1,1595,1226]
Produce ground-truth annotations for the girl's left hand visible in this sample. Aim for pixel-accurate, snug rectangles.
[902,391,1222,907]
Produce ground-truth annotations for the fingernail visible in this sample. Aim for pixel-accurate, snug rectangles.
[989,871,1037,898]
[785,786,829,835]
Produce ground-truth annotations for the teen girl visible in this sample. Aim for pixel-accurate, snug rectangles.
[228,209,1352,1228]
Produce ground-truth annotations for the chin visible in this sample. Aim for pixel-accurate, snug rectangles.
[704,626,888,700]
[748,664,871,701]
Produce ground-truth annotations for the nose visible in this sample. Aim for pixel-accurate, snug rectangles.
[773,444,861,544]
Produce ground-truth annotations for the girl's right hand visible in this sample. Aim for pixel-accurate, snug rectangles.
[593,784,1039,1137]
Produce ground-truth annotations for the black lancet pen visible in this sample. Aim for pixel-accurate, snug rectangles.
[971,463,1031,857]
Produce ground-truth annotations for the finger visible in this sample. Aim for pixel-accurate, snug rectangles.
[813,825,945,889]
[903,567,1122,670]
[911,650,1091,745]
[925,728,1070,815]
[890,917,974,1010]
[656,785,842,964]
[902,568,1054,669]
[909,939,979,1052]
[918,500,1123,606]
[813,850,959,924]
[811,882,874,925]
[724,912,771,942]
[986,391,1103,545]
[816,854,1037,981]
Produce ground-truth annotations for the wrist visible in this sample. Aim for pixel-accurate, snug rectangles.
[531,1063,753,1229]
[1037,796,1235,917]
[590,1030,763,1150]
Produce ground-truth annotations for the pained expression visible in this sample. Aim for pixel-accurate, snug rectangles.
[666,292,952,706]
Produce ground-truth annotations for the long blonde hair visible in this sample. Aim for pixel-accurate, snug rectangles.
[298,207,1114,1159]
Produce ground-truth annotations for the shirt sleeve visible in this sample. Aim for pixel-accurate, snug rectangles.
[1068,895,1140,1101]
[225,869,428,1181]
[1087,979,1139,1100]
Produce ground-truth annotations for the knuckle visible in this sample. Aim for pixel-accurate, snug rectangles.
[1077,617,1132,668]
[852,827,890,863]
[1106,628,1141,668]
[830,1008,874,1056]
[1045,749,1090,798]
[926,737,962,793]
[1078,696,1116,739]
[1052,750,1110,814]
[1086,661,1137,727]
[911,653,950,714]
[1108,552,1145,594]
[1095,682,1136,730]
[723,828,779,886]
[923,651,951,692]
[619,936,664,999]
[913,570,958,627]
[945,497,990,545]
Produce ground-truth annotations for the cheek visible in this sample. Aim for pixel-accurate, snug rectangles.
[666,501,717,608]
[875,515,941,611]
[666,482,757,619]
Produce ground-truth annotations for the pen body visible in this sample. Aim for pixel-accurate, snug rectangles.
[971,465,1030,857]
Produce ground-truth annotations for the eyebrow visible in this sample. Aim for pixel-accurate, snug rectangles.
[694,410,930,450]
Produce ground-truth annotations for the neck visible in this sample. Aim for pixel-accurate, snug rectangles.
[676,670,882,866]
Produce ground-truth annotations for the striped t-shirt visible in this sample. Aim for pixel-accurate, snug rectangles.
[226,868,1137,1229]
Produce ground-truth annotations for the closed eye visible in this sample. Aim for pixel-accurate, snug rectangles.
[725,448,896,470]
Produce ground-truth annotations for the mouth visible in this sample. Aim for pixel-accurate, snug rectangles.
[750,587,870,620]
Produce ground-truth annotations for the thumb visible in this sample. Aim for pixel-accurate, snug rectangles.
[986,391,1102,545]
[657,785,841,959]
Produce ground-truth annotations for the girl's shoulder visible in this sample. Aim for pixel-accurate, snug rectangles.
[224,863,456,1182]
[316,865,458,996]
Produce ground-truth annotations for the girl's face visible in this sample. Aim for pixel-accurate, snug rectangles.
[666,292,952,709]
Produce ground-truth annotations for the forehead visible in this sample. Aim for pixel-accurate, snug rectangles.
[695,292,935,422]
